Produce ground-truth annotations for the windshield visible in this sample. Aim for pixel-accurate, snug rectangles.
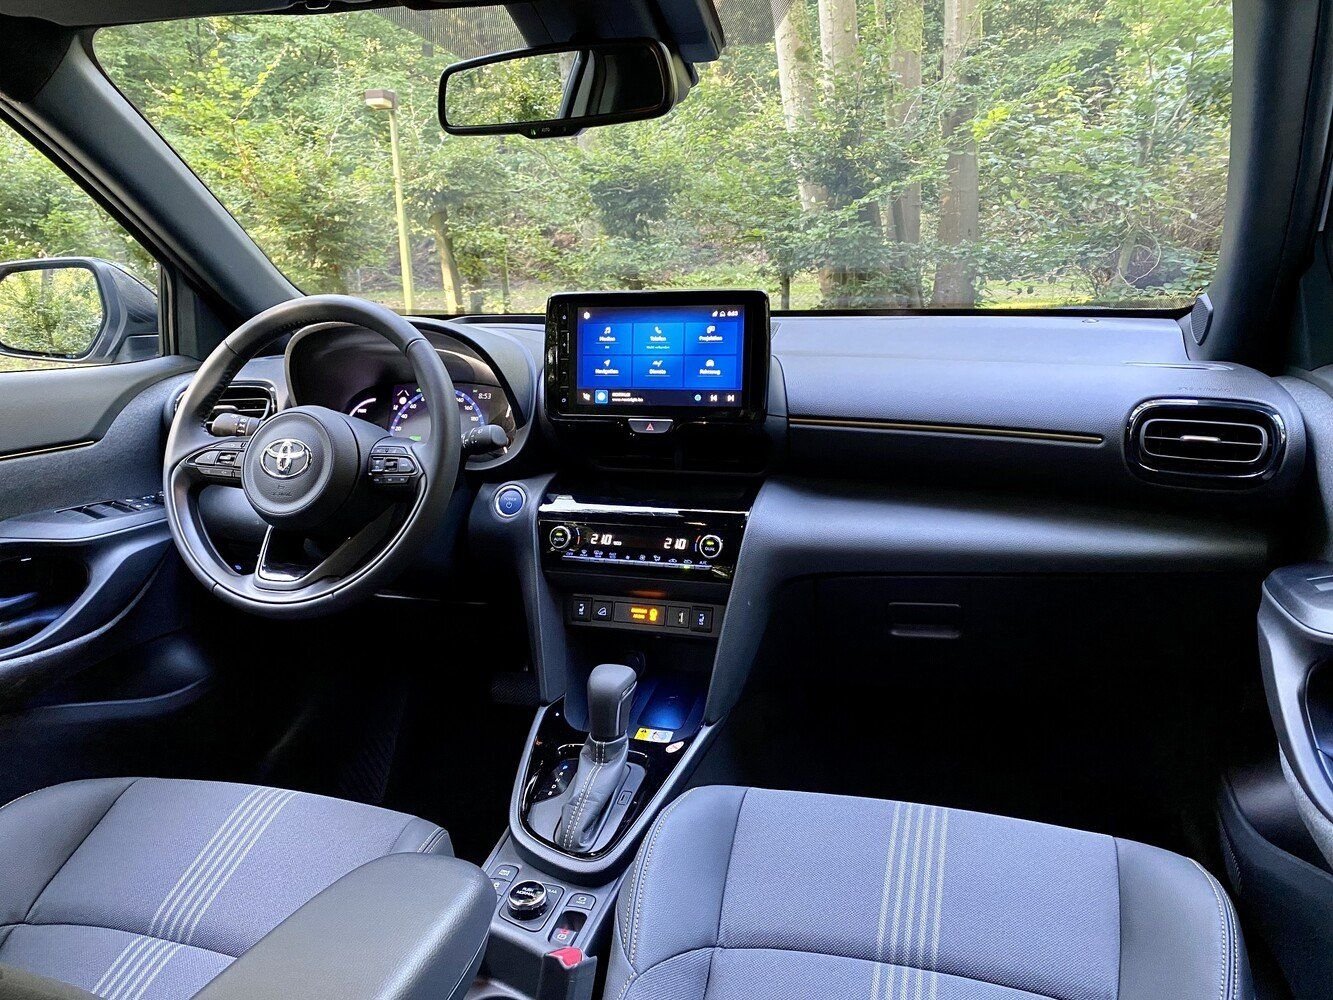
[97,1,1232,312]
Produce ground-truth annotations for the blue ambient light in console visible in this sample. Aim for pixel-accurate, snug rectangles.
[576,304,745,409]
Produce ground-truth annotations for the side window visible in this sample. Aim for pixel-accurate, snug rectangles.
[0,122,161,374]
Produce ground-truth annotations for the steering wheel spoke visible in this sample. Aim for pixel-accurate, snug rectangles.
[254,509,400,591]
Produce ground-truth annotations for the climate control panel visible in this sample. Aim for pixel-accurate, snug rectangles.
[537,496,746,580]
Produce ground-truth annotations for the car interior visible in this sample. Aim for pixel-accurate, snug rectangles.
[0,0,1331,998]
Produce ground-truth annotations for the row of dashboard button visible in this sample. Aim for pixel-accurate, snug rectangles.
[569,596,716,633]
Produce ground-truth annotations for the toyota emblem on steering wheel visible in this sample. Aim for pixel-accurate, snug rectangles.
[261,439,312,479]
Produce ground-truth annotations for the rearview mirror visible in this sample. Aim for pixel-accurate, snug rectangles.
[439,39,679,139]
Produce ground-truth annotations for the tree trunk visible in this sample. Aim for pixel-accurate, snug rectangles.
[428,207,463,313]
[817,0,868,305]
[818,0,858,95]
[779,272,792,310]
[887,0,922,245]
[770,0,825,216]
[1116,228,1138,288]
[932,0,982,307]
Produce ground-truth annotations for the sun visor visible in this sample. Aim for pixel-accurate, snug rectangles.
[505,0,724,64]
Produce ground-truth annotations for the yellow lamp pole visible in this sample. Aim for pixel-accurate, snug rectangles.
[364,89,415,314]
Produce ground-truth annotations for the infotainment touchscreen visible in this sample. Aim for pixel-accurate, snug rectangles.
[576,303,744,409]
[546,290,769,422]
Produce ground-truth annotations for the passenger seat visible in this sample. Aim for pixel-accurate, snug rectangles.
[608,786,1249,1000]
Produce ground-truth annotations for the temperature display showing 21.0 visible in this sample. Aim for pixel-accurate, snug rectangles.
[587,532,691,551]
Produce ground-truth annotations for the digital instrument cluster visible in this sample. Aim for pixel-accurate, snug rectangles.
[345,381,516,447]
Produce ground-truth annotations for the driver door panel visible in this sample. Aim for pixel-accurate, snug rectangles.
[0,361,209,793]
[0,360,193,663]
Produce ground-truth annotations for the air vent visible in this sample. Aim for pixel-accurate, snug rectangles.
[1127,399,1284,488]
[174,381,276,425]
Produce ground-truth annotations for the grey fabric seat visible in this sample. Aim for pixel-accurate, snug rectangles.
[608,786,1251,1000]
[0,777,451,1000]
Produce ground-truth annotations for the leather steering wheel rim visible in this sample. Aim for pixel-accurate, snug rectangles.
[163,295,461,618]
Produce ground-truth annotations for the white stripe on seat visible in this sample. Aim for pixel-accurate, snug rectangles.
[91,785,301,1000]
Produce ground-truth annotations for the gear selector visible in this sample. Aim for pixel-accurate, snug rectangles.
[550,663,637,854]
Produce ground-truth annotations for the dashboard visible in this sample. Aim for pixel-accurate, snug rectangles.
[267,295,1306,509]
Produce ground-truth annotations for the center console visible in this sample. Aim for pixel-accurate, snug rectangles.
[469,290,776,1000]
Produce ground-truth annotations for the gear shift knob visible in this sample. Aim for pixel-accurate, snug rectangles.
[587,663,637,742]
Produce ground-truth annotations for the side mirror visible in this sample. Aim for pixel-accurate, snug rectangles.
[439,39,680,139]
[0,258,158,366]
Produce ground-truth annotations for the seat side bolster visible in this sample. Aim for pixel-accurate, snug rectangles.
[389,817,452,856]
[0,778,138,928]
[1115,837,1251,1000]
[609,786,749,999]
[191,853,492,1000]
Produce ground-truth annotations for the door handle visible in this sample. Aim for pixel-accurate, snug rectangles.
[0,591,39,620]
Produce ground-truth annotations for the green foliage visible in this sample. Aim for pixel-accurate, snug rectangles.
[0,267,104,357]
[0,128,155,284]
[77,1,1231,311]
[446,53,569,127]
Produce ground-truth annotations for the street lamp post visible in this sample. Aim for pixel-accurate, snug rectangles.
[364,88,415,313]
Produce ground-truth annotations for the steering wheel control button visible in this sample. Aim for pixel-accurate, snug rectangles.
[507,880,551,920]
[698,534,724,559]
[628,418,673,435]
[368,442,421,489]
[549,524,573,550]
[494,485,527,518]
[690,607,715,632]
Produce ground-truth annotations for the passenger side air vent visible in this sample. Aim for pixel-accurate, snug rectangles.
[1126,399,1284,488]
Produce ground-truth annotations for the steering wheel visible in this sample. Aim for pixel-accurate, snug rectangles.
[163,295,461,618]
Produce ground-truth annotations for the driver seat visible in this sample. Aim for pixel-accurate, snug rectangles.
[0,777,487,1000]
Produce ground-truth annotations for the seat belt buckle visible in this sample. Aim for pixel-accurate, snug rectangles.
[537,947,598,1000]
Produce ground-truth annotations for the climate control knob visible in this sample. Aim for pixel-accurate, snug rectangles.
[548,524,574,550]
[698,534,724,560]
